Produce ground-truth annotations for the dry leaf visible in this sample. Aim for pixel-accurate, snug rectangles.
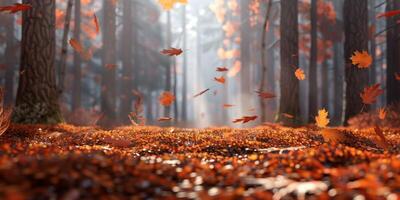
[315,109,330,128]
[374,126,389,150]
[233,116,258,124]
[350,51,372,68]
[223,104,235,108]
[160,48,183,56]
[282,113,294,119]
[395,72,400,81]
[158,117,173,122]
[256,91,276,99]
[0,3,31,14]
[378,108,386,120]
[320,129,346,143]
[193,88,210,98]
[377,10,400,18]
[93,13,100,35]
[360,84,384,105]
[216,67,229,72]
[159,91,175,106]
[295,68,306,80]
[214,76,226,84]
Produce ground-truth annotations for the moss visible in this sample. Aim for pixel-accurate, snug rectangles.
[12,103,63,124]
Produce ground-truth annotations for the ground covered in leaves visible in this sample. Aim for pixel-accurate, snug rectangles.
[1,124,400,199]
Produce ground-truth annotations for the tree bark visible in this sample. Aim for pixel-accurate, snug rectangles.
[14,0,62,124]
[277,0,300,125]
[119,0,134,124]
[308,0,318,122]
[4,0,17,105]
[72,0,81,111]
[386,0,400,105]
[99,0,117,127]
[344,0,369,123]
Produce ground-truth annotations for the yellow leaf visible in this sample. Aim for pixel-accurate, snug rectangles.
[350,50,372,68]
[158,0,187,10]
[295,68,306,80]
[315,108,330,128]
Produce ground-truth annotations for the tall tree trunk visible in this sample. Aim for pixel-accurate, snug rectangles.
[14,0,62,124]
[72,0,81,111]
[181,5,187,122]
[240,0,251,110]
[58,0,74,95]
[119,0,134,124]
[100,0,117,127]
[164,12,172,118]
[320,60,329,108]
[333,43,344,125]
[259,0,273,122]
[386,0,400,105]
[277,0,300,125]
[4,0,17,105]
[344,0,369,123]
[308,0,318,122]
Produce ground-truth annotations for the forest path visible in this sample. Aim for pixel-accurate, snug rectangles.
[0,124,399,199]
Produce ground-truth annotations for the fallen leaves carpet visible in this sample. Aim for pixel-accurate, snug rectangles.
[1,124,400,199]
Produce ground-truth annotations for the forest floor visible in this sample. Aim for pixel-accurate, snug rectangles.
[0,124,400,199]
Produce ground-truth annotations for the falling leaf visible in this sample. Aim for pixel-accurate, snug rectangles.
[69,38,84,53]
[377,10,400,18]
[223,104,235,108]
[282,113,294,119]
[0,3,31,14]
[233,116,258,124]
[350,51,372,69]
[214,76,226,84]
[160,48,183,56]
[158,117,173,122]
[159,91,175,106]
[295,68,306,80]
[315,109,330,128]
[395,73,400,81]
[360,84,384,105]
[378,108,387,120]
[193,88,210,98]
[374,126,389,150]
[256,91,276,99]
[216,67,229,72]
[320,129,346,143]
[93,13,100,35]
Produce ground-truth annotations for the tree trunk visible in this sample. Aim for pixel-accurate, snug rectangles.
[320,60,329,109]
[181,5,187,122]
[386,0,400,105]
[344,0,369,123]
[4,0,17,105]
[333,43,344,125]
[119,0,134,124]
[14,0,62,124]
[99,0,117,127]
[72,0,81,111]
[164,12,172,118]
[308,0,318,122]
[58,0,73,95]
[277,0,300,125]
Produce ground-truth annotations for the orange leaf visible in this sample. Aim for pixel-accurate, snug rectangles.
[216,67,229,72]
[360,84,384,105]
[105,64,118,70]
[69,38,84,53]
[214,76,226,84]
[223,104,235,108]
[377,10,400,18]
[295,68,306,80]
[93,13,100,35]
[315,108,330,128]
[158,117,173,122]
[378,108,386,120]
[374,126,389,150]
[159,91,175,106]
[0,3,31,14]
[160,48,183,56]
[282,113,294,119]
[256,91,276,99]
[395,72,400,81]
[233,115,258,124]
[350,51,372,68]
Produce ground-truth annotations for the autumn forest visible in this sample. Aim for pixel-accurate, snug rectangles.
[0,0,400,199]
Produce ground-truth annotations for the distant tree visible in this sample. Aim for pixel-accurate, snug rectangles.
[14,0,62,124]
[386,0,400,105]
[240,0,251,108]
[58,0,73,96]
[164,12,172,118]
[119,0,134,124]
[99,0,117,127]
[277,0,300,125]
[308,0,318,122]
[181,5,188,122]
[3,0,17,105]
[343,0,369,123]
[72,0,82,111]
